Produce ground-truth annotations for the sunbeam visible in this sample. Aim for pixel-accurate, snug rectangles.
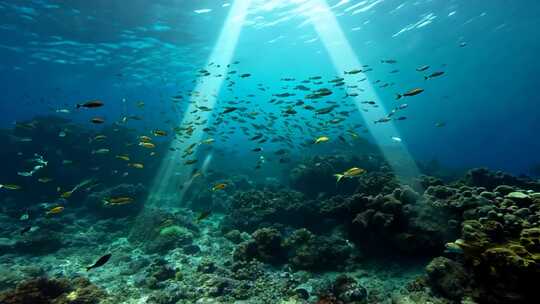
[305,0,421,182]
[146,0,252,206]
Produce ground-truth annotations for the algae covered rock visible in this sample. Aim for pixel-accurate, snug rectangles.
[520,227,540,251]
[0,276,107,304]
[348,187,457,256]
[129,208,197,254]
[426,257,470,300]
[505,191,533,206]
[284,228,353,270]
[315,275,367,304]
[448,214,540,303]
[232,227,353,271]
[145,225,194,254]
[222,189,314,233]
[143,259,177,289]
[233,227,286,264]
[463,168,540,191]
[355,171,399,196]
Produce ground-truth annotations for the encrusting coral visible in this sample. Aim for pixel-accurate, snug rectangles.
[0,276,107,304]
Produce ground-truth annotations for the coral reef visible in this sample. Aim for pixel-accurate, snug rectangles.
[128,208,197,254]
[462,168,540,192]
[423,185,540,303]
[0,276,107,304]
[284,229,353,271]
[354,171,399,196]
[425,257,471,300]
[2,115,540,304]
[142,259,178,289]
[233,227,287,265]
[221,189,317,233]
[233,227,353,271]
[289,154,384,198]
[347,186,458,256]
[315,275,368,304]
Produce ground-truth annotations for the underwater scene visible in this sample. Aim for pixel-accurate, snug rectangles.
[1,0,540,303]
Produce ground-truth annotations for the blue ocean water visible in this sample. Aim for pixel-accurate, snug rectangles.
[2,1,540,303]
[1,0,539,175]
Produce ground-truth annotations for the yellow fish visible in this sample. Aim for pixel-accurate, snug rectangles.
[314,136,330,144]
[38,177,53,183]
[128,163,144,169]
[0,184,21,190]
[93,135,107,141]
[191,171,203,179]
[153,130,167,136]
[334,167,366,183]
[47,206,64,215]
[139,136,152,143]
[60,179,95,199]
[139,142,156,149]
[115,154,130,161]
[184,159,198,165]
[103,197,134,206]
[212,183,227,191]
[61,191,73,199]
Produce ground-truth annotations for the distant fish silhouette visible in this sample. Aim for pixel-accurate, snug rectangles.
[20,226,32,235]
[86,253,112,271]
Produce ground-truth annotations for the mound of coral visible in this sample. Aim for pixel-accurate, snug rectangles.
[430,187,540,303]
[233,227,354,271]
[0,276,107,304]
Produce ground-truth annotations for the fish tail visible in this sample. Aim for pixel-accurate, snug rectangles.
[395,94,402,100]
[334,174,344,183]
[424,76,429,80]
[86,266,92,271]
[76,104,81,109]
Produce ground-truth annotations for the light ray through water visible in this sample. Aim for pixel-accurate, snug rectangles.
[146,0,252,205]
[305,0,421,181]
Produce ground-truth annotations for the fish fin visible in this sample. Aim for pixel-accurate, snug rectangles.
[395,94,402,100]
[334,174,344,183]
